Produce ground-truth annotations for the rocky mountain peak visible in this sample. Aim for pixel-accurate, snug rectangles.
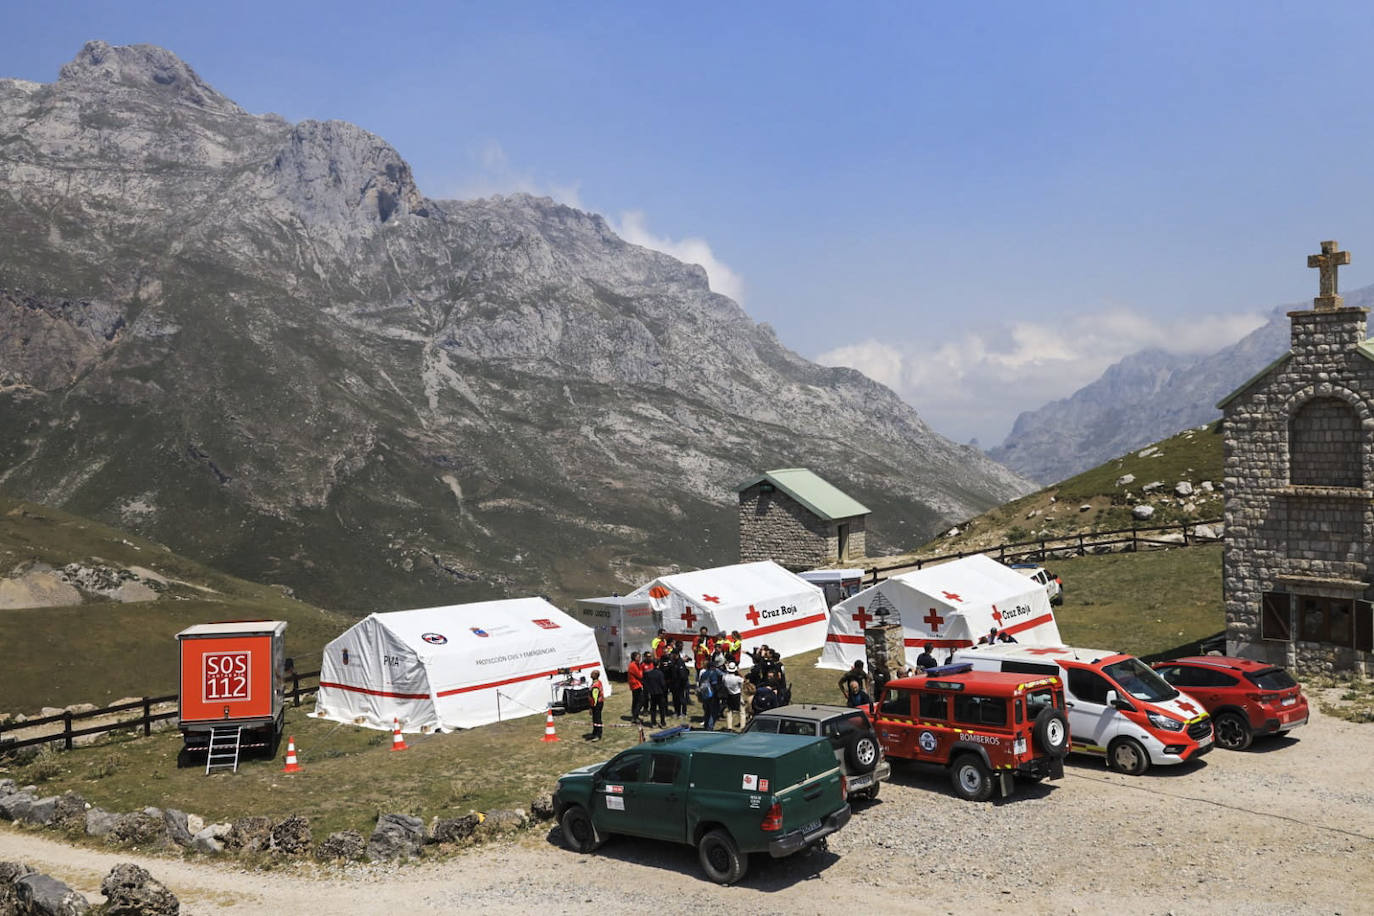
[57,40,242,114]
[271,119,427,227]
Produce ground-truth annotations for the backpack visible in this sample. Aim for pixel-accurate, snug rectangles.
[696,672,714,700]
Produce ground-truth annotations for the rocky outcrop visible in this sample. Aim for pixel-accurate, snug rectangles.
[315,829,365,861]
[100,863,179,916]
[366,813,427,860]
[0,42,1033,610]
[269,815,311,855]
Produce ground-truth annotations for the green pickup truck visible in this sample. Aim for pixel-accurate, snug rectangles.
[553,726,852,884]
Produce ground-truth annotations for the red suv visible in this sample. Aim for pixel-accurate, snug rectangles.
[1150,656,1308,750]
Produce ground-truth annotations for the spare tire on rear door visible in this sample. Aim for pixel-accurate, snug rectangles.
[1032,706,1070,758]
[844,732,880,774]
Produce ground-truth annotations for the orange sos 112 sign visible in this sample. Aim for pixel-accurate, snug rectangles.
[203,651,252,702]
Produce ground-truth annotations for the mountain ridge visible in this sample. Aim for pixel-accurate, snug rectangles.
[0,41,1033,611]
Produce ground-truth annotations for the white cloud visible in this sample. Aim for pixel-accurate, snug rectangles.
[612,211,745,303]
[435,140,583,209]
[817,307,1268,446]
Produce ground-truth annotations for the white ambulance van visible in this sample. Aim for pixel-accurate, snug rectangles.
[953,645,1213,774]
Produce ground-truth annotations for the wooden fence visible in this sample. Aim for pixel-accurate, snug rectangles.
[0,670,320,755]
[864,518,1223,585]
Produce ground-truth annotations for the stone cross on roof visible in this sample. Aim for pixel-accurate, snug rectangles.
[1308,240,1352,310]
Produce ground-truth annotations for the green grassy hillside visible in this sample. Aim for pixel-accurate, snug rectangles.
[869,422,1224,568]
[0,493,351,712]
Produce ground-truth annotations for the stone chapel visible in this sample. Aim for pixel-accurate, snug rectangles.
[1220,241,1373,673]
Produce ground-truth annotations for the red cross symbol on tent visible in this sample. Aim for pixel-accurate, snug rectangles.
[1027,647,1069,655]
[991,606,1003,626]
[923,608,944,633]
[745,606,761,627]
[852,607,874,629]
[680,607,698,629]
[702,594,721,604]
[1177,700,1197,714]
[941,590,963,603]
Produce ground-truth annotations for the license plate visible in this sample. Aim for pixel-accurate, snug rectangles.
[1281,697,1296,707]
[848,774,873,790]
[1197,734,1213,748]
[798,819,821,835]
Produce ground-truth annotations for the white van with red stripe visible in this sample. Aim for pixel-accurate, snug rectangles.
[953,645,1213,774]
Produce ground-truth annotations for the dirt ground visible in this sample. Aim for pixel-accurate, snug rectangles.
[2,703,1371,915]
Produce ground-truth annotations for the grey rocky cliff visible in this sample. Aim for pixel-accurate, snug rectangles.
[0,42,1032,609]
[990,287,1374,484]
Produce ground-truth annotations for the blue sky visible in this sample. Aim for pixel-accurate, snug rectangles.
[5,1,1374,443]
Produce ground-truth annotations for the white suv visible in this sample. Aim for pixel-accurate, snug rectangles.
[1011,564,1062,605]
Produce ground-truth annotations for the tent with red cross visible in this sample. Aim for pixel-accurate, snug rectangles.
[817,554,1061,670]
[630,560,829,663]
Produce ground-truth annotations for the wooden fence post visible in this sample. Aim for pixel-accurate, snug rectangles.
[1182,521,1189,546]
[1078,533,1085,556]
[292,671,301,708]
[63,711,73,751]
[143,698,152,737]
[1132,526,1138,552]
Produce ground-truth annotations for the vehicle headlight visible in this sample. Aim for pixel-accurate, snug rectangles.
[1147,711,1184,731]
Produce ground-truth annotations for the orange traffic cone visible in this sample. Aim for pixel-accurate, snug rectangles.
[541,707,560,743]
[282,736,301,773]
[390,717,409,751]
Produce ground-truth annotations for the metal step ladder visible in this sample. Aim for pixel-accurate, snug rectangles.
[205,725,243,775]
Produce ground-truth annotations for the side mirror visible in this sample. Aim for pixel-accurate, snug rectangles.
[1106,689,1135,712]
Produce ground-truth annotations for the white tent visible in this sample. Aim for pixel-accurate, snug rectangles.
[818,554,1061,670]
[631,561,828,661]
[314,598,607,732]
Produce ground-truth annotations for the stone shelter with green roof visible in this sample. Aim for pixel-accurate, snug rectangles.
[735,468,870,570]
[1219,241,1374,674]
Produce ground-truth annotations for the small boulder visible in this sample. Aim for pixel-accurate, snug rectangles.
[1199,480,1214,493]
[1078,504,1091,513]
[0,861,38,914]
[529,795,556,822]
[63,704,98,716]
[366,813,426,861]
[86,808,120,838]
[0,790,35,822]
[163,809,194,848]
[22,796,60,826]
[432,814,483,844]
[226,816,273,853]
[1132,505,1156,521]
[100,863,179,916]
[944,527,960,538]
[108,812,167,848]
[15,872,89,915]
[1115,473,1135,487]
[475,808,527,836]
[1141,481,1162,493]
[39,707,64,719]
[0,779,17,796]
[315,829,365,861]
[1193,523,1222,540]
[1174,481,1194,497]
[185,814,205,835]
[270,816,312,856]
[191,824,230,855]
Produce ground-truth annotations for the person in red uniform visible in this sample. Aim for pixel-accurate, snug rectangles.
[693,626,712,670]
[627,652,645,724]
[585,670,604,741]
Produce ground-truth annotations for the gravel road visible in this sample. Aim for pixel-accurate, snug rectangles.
[2,703,1370,915]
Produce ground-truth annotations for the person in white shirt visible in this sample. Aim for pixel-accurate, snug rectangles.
[721,662,745,731]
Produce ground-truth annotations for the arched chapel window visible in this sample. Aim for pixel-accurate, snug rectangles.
[1289,397,1362,487]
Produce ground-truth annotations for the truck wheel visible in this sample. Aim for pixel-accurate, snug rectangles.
[1032,706,1070,758]
[845,734,880,773]
[1108,737,1150,775]
[1213,712,1252,751]
[698,829,749,885]
[950,754,994,802]
[559,806,603,853]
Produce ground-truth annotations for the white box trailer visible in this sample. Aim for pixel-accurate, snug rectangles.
[799,568,866,608]
[572,596,663,673]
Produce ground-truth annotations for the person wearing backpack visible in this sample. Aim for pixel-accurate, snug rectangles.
[839,660,871,708]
